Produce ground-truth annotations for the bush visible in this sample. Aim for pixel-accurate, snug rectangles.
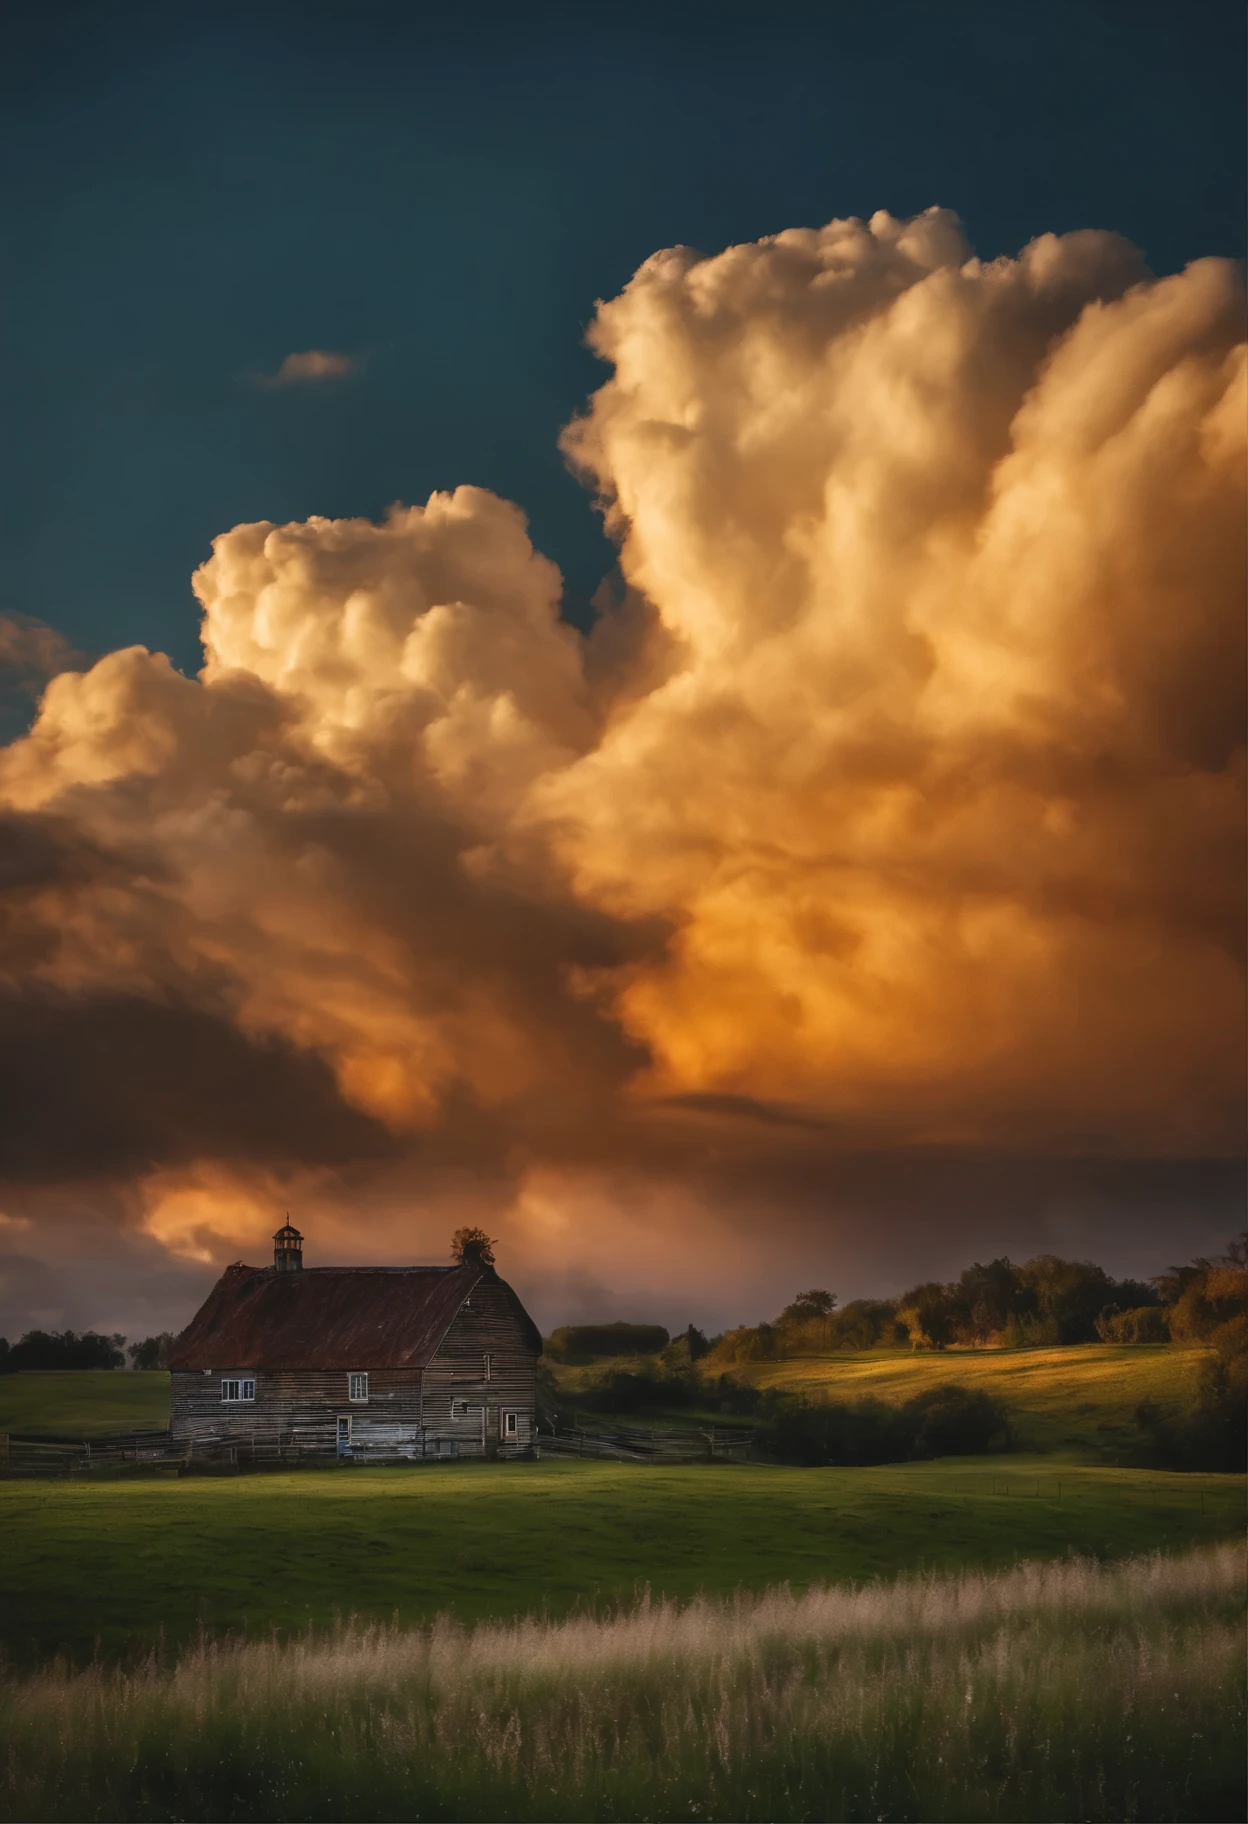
[544,1322,670,1362]
[703,1323,779,1368]
[758,1383,1011,1466]
[567,1367,700,1415]
[1095,1305,1170,1344]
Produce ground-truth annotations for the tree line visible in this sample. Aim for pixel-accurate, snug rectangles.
[0,1330,176,1374]
[703,1241,1246,1364]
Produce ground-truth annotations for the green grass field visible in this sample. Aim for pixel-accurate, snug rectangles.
[738,1344,1207,1456]
[0,1371,170,1436]
[554,1342,1209,1456]
[0,1454,1241,1667]
[4,1546,1243,1822]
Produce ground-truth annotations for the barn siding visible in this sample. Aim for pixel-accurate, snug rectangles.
[423,1279,537,1457]
[169,1272,538,1459]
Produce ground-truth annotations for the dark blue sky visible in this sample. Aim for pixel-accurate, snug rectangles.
[2,0,1243,678]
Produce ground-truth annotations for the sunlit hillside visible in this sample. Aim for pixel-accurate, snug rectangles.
[737,1345,1207,1456]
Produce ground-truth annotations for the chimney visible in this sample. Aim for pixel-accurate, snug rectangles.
[273,1221,304,1272]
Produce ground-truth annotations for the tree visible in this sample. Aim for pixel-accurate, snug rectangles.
[952,1259,1028,1343]
[6,1330,126,1370]
[1015,1256,1117,1344]
[127,1332,176,1370]
[450,1226,496,1266]
[896,1282,957,1350]
[684,1324,710,1362]
[780,1289,838,1323]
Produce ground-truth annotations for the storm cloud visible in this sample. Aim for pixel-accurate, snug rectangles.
[0,211,1242,1334]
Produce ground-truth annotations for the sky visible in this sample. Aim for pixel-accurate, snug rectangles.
[0,0,1244,1341]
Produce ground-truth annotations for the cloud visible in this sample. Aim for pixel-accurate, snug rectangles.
[260,349,357,387]
[0,209,1242,1332]
[545,208,1246,1155]
[0,614,83,684]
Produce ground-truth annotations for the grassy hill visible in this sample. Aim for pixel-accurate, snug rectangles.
[0,1371,171,1437]
[552,1343,1209,1458]
[736,1344,1207,1457]
[0,1455,1241,1667]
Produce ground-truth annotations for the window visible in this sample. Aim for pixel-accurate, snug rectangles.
[502,1410,518,1438]
[221,1378,255,1403]
[483,1352,492,1381]
[348,1372,368,1402]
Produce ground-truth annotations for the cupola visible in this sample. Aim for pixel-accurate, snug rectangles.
[273,1221,304,1272]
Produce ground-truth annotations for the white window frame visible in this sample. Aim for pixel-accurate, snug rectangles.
[221,1377,255,1403]
[501,1409,519,1439]
[348,1371,369,1403]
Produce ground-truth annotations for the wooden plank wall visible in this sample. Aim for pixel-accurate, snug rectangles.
[170,1275,538,1459]
[423,1278,537,1457]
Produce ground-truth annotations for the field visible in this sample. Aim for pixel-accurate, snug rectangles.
[2,1544,1242,1822]
[0,1453,1242,1668]
[0,1363,1243,1820]
[0,1370,171,1436]
[737,1344,1207,1457]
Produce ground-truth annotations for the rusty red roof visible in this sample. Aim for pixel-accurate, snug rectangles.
[169,1262,540,1372]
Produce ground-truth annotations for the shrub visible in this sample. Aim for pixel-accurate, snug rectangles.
[568,1367,699,1415]
[544,1322,670,1362]
[758,1383,1011,1466]
[1095,1305,1170,1344]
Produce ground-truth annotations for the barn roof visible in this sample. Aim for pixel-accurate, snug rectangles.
[168,1261,541,1372]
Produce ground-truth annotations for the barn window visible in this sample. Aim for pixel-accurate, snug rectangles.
[502,1410,518,1438]
[348,1372,369,1402]
[221,1378,255,1403]
[483,1352,492,1381]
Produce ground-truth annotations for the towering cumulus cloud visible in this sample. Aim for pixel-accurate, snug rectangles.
[549,209,1246,1153]
[0,211,1243,1326]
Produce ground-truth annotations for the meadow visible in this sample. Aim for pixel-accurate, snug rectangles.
[552,1344,1206,1456]
[1,1543,1242,1822]
[0,1453,1241,1667]
[0,1359,1243,1820]
[0,1369,171,1436]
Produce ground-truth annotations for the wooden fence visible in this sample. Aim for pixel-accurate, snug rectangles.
[1,1418,753,1475]
[539,1423,754,1462]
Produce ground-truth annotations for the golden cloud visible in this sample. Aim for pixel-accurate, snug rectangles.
[0,206,1242,1298]
[261,349,357,387]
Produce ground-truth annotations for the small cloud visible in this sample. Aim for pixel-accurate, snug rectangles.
[260,349,356,388]
[0,614,83,683]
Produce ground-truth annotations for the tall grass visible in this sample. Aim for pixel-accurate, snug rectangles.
[2,1544,1242,1822]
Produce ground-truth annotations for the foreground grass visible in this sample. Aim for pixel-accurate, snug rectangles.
[1,1456,1241,1667]
[2,1544,1242,1823]
[0,1371,170,1436]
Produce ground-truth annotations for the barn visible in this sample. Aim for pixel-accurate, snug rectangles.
[168,1226,541,1460]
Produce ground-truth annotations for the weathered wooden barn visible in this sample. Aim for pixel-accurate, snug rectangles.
[168,1226,541,1460]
